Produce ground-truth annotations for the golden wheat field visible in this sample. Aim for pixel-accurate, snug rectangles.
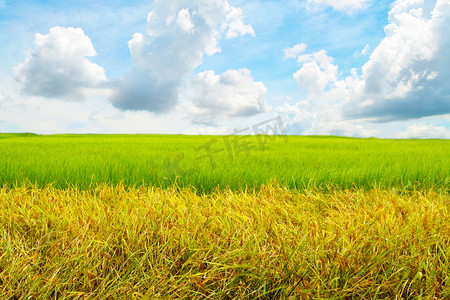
[1,183,449,299]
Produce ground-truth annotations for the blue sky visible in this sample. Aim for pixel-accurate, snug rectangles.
[0,0,449,137]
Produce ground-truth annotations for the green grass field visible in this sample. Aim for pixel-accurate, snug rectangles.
[0,133,448,191]
[1,133,449,299]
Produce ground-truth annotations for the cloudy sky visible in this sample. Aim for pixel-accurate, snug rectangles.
[0,0,449,138]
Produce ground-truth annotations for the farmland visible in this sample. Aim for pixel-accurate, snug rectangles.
[0,133,448,191]
[0,133,449,299]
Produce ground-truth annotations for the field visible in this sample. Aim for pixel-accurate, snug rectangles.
[0,133,449,299]
[0,133,448,191]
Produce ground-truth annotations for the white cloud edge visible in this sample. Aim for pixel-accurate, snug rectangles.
[306,0,371,12]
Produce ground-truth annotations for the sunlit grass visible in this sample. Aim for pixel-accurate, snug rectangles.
[1,183,449,299]
[1,134,448,298]
[0,134,448,192]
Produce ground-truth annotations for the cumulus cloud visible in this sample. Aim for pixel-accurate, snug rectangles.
[110,0,255,113]
[283,43,307,59]
[306,0,370,12]
[278,45,364,136]
[176,8,195,33]
[186,69,269,125]
[13,26,107,100]
[395,123,450,139]
[293,50,339,97]
[282,0,450,136]
[276,100,379,137]
[346,0,450,121]
[223,6,255,39]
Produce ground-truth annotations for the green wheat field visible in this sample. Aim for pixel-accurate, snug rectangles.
[1,133,449,299]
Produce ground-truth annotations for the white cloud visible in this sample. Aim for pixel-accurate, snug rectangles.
[395,123,450,139]
[176,8,195,33]
[303,120,380,137]
[293,50,339,97]
[276,100,380,137]
[283,43,307,59]
[345,0,450,120]
[282,0,450,137]
[13,27,108,100]
[223,6,255,39]
[183,126,232,135]
[110,0,255,113]
[186,69,269,125]
[0,85,194,134]
[306,0,370,12]
[277,47,371,136]
[361,44,370,56]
